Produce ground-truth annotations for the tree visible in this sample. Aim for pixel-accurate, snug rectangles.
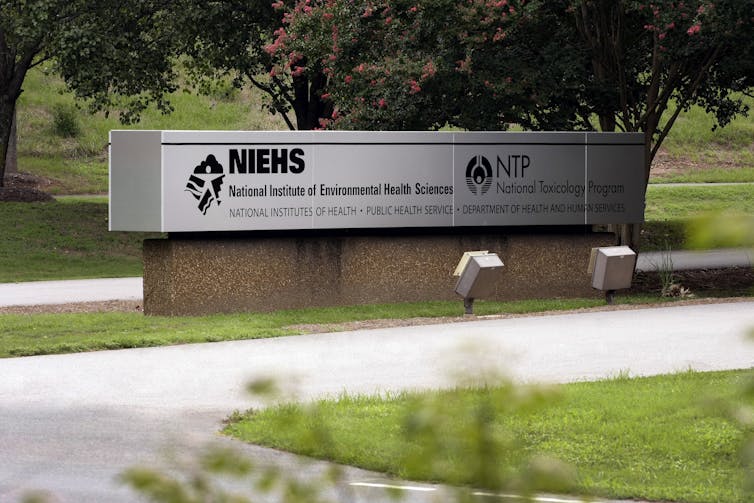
[0,0,178,186]
[570,0,754,184]
[169,0,331,131]
[275,0,753,175]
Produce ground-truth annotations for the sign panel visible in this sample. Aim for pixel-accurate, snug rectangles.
[109,131,645,232]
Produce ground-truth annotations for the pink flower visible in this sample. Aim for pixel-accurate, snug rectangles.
[421,61,436,79]
[345,75,353,84]
[321,93,331,100]
[687,23,701,35]
[264,43,277,55]
[378,98,387,108]
[409,79,421,94]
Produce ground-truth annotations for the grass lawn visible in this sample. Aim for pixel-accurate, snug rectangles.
[0,296,662,358]
[0,198,158,282]
[226,369,754,503]
[640,183,754,251]
[645,184,754,221]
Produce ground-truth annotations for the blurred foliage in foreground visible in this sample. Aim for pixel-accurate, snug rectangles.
[120,375,574,503]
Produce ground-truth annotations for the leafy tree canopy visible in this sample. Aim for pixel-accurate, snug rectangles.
[0,0,178,184]
[271,0,753,181]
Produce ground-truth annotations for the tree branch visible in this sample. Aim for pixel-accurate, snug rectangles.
[246,71,296,130]
[650,46,722,161]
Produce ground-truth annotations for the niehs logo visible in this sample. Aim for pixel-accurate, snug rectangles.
[229,148,305,174]
[466,155,493,195]
[185,155,225,215]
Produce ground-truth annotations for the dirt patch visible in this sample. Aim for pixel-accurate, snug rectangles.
[651,149,701,179]
[286,297,753,334]
[632,267,754,297]
[650,146,751,180]
[0,300,143,315]
[0,173,55,202]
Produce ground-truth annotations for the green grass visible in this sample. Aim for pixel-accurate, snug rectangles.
[0,199,157,282]
[640,184,754,251]
[651,96,754,184]
[226,369,754,503]
[16,66,286,194]
[645,184,754,221]
[651,168,754,184]
[662,97,754,155]
[0,296,666,358]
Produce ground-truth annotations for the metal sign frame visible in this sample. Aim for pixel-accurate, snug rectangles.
[109,130,645,232]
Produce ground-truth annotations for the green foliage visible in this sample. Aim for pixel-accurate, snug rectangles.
[124,375,575,503]
[0,0,181,181]
[51,103,81,138]
[272,0,753,136]
[687,213,754,249]
[122,442,370,503]
[229,370,754,502]
[639,184,754,250]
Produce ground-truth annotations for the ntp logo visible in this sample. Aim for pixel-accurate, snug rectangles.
[465,155,492,195]
[185,155,225,215]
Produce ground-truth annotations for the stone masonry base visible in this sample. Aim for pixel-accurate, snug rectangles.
[143,229,616,316]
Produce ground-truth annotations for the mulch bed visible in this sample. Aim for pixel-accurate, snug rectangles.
[0,173,55,202]
[631,267,754,297]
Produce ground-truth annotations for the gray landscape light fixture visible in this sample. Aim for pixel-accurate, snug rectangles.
[589,246,637,305]
[454,251,504,315]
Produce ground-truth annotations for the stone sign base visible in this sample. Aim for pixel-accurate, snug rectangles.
[143,229,616,316]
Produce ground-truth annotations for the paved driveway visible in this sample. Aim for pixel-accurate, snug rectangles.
[1,301,753,501]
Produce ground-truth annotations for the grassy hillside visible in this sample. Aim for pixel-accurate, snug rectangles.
[13,66,754,194]
[16,66,287,194]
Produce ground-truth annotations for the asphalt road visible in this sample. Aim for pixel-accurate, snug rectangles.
[0,278,143,307]
[2,301,754,501]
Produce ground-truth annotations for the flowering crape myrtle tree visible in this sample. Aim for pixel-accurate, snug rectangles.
[269,0,573,130]
[263,0,464,130]
[273,0,753,173]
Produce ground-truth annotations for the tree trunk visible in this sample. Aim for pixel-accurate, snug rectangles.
[618,128,653,251]
[5,109,16,175]
[0,97,16,188]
